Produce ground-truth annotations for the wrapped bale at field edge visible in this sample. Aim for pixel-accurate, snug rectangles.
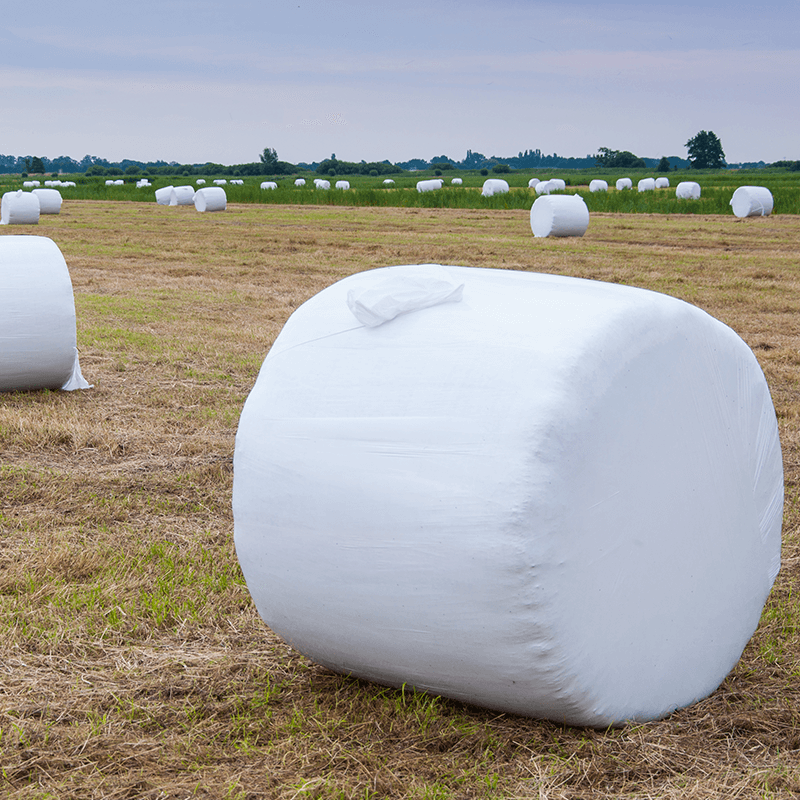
[730,186,774,218]
[233,264,781,727]
[0,236,90,391]
[1,191,40,225]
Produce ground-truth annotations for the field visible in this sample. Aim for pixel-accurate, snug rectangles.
[2,199,800,799]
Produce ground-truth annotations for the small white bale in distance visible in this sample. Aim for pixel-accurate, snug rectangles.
[382,179,395,185]
[416,179,444,193]
[155,186,174,205]
[213,179,227,185]
[535,180,554,195]
[335,180,350,190]
[295,178,306,186]
[528,178,541,188]
[194,186,227,213]
[655,177,670,189]
[231,179,244,185]
[169,186,195,206]
[0,235,90,391]
[676,181,701,200]
[62,181,76,188]
[616,178,633,190]
[730,186,774,218]
[589,180,608,193]
[451,177,463,185]
[196,178,206,185]
[136,179,151,188]
[32,188,62,214]
[105,180,114,186]
[233,263,782,727]
[314,179,331,190]
[113,180,124,186]
[638,178,656,192]
[23,181,36,188]
[260,181,278,190]
[1,191,40,225]
[481,179,509,197]
[530,194,590,238]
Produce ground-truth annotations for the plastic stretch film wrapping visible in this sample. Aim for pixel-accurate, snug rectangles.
[232,264,783,727]
[155,186,173,205]
[295,178,306,186]
[1,190,39,225]
[260,182,278,190]
[416,179,444,193]
[731,186,774,218]
[589,180,608,193]
[677,181,701,200]
[0,236,90,391]
[638,178,656,192]
[530,195,590,238]
[314,179,330,190]
[535,180,553,195]
[616,178,632,190]
[528,178,541,188]
[451,178,462,185]
[169,186,195,206]
[335,181,350,190]
[32,188,62,214]
[481,179,509,197]
[194,187,226,213]
[655,177,670,189]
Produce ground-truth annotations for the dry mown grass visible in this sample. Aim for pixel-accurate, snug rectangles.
[2,200,800,799]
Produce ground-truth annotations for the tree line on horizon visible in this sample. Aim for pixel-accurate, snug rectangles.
[0,132,792,176]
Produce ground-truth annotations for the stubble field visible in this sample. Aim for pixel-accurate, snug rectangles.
[2,200,800,799]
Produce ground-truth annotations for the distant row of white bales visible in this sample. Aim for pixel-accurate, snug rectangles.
[1,178,775,228]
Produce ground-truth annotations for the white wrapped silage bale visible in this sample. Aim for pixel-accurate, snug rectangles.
[655,177,670,189]
[62,181,76,188]
[528,178,540,188]
[382,179,395,185]
[23,181,36,188]
[616,178,633,190]
[196,178,206,185]
[638,178,656,192]
[213,179,227,185]
[154,185,173,205]
[589,180,608,193]
[233,263,782,728]
[535,180,554,195]
[314,179,331,190]
[676,181,701,200]
[260,181,278,190]
[169,185,195,206]
[481,179,509,197]
[416,179,444,193]
[32,188,62,214]
[0,236,90,391]
[231,179,244,185]
[113,180,124,186]
[295,178,306,186]
[730,186,774,218]
[335,180,350,190]
[1,190,40,225]
[105,180,114,186]
[451,177,463,185]
[550,179,566,191]
[194,186,226,213]
[530,195,590,238]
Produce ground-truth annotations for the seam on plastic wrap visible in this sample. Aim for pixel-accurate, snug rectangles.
[265,325,366,362]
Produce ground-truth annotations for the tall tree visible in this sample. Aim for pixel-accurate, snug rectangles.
[259,148,278,170]
[30,156,45,173]
[685,130,725,169]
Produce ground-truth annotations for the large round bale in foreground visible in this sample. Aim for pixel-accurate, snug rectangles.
[0,236,90,391]
[481,178,509,197]
[676,181,701,200]
[194,186,226,213]
[730,186,774,218]
[530,194,589,238]
[233,264,782,727]
[1,191,40,225]
[32,188,62,214]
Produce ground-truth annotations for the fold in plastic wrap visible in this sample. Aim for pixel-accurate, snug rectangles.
[0,236,90,391]
[233,264,783,727]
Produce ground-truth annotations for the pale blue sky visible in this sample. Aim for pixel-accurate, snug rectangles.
[1,1,797,165]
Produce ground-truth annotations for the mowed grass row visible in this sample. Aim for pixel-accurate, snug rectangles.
[3,169,800,213]
[2,202,800,798]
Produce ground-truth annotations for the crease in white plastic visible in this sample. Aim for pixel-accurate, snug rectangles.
[730,186,774,218]
[0,236,90,391]
[346,264,464,327]
[234,264,782,728]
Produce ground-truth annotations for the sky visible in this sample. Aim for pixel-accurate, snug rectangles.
[1,0,798,167]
